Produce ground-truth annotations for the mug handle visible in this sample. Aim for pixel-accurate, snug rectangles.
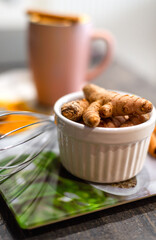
[86,30,114,81]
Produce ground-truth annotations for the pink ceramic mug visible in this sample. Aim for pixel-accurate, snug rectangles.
[28,15,114,106]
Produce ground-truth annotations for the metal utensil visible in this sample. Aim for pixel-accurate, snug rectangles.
[0,111,57,183]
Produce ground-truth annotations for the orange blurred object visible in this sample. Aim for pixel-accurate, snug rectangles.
[0,101,37,135]
[148,126,156,158]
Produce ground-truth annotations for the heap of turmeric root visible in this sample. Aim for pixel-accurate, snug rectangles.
[61,84,153,128]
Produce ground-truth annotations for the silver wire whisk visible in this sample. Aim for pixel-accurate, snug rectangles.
[0,111,57,183]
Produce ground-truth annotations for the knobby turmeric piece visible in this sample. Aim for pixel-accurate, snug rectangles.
[98,118,118,128]
[83,84,153,117]
[100,96,152,118]
[98,114,149,128]
[98,116,129,128]
[99,102,113,118]
[120,114,149,127]
[83,84,109,103]
[111,116,129,127]
[61,99,89,121]
[83,100,102,127]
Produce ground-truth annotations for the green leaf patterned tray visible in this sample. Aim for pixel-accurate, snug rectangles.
[0,69,156,230]
[0,149,156,230]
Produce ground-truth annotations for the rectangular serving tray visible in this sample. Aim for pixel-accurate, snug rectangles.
[0,150,155,230]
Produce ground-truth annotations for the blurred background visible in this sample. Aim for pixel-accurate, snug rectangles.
[0,0,155,83]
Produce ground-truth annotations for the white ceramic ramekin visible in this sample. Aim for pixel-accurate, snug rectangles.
[54,91,156,183]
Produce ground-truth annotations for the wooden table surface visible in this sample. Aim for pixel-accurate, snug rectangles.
[0,61,156,240]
